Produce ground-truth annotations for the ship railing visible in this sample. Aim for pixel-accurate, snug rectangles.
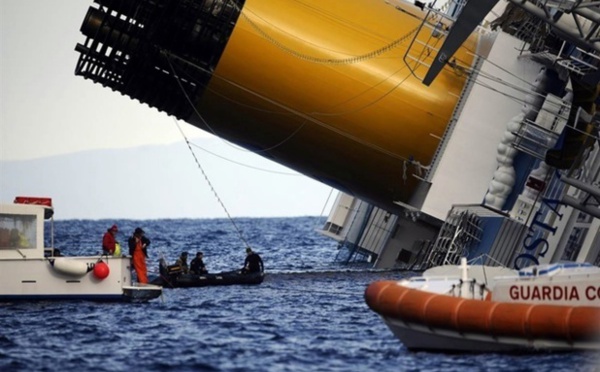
[402,0,475,81]
[511,104,600,161]
[534,39,600,76]
[503,117,600,264]
[513,16,550,54]
[468,253,509,268]
[425,205,485,268]
[506,0,600,55]
[511,118,562,160]
[557,129,600,220]
[556,46,600,76]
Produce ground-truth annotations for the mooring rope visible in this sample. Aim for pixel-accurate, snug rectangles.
[172,118,252,251]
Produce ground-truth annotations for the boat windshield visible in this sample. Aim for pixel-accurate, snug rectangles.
[0,213,37,250]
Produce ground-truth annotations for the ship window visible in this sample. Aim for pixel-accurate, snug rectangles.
[323,222,342,235]
[0,214,37,249]
[561,227,588,261]
[396,249,412,263]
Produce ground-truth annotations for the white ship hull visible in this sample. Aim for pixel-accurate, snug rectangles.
[383,316,600,352]
[0,256,156,301]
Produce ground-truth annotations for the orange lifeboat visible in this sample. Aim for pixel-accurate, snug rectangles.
[365,280,600,351]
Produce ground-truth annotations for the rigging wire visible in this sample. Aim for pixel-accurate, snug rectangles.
[248,0,561,116]
[174,64,296,116]
[164,54,224,141]
[165,54,309,154]
[237,5,421,65]
[310,71,413,117]
[168,2,425,119]
[230,0,459,67]
[166,1,573,175]
[471,52,539,89]
[171,40,414,121]
[455,47,573,116]
[472,78,566,119]
[164,51,411,163]
[164,53,304,154]
[475,70,564,120]
[476,72,551,102]
[247,0,396,52]
[173,117,252,251]
[453,55,570,119]
[319,188,335,218]
[251,119,309,153]
[188,141,301,176]
[162,1,451,158]
[316,188,336,230]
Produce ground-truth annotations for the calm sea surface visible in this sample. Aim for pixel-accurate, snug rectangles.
[1,217,598,371]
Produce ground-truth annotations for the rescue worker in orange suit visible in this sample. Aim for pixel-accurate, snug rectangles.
[102,224,119,255]
[128,227,150,284]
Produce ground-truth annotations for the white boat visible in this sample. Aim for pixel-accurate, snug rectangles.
[365,258,600,352]
[0,197,162,302]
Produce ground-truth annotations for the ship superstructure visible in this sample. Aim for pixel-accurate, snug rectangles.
[74,0,600,270]
[319,0,600,269]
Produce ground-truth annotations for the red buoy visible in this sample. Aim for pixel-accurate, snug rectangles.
[93,261,110,280]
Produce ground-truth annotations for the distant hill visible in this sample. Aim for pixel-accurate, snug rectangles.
[0,140,334,219]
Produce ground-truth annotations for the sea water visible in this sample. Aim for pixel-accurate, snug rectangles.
[0,217,598,371]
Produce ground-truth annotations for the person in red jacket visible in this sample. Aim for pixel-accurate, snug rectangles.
[102,224,119,255]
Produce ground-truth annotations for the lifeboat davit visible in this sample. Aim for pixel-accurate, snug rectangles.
[365,280,600,352]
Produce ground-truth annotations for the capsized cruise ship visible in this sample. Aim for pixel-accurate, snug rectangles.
[74,0,600,270]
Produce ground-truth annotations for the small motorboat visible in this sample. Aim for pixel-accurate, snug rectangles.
[151,261,265,288]
[0,197,162,302]
[365,258,600,352]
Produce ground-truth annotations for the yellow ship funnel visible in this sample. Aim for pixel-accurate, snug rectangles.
[75,0,478,214]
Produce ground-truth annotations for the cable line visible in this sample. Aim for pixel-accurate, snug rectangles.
[163,51,411,163]
[230,0,421,65]
[188,141,301,176]
[172,117,252,251]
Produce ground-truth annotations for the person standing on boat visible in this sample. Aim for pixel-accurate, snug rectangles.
[190,251,208,275]
[242,248,263,274]
[128,227,150,284]
[175,251,190,274]
[102,224,119,256]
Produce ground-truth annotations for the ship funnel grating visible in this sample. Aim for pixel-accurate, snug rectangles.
[74,0,243,119]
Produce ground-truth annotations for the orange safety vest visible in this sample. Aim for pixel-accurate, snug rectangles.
[132,238,148,284]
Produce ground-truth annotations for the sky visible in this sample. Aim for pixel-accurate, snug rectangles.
[0,0,337,219]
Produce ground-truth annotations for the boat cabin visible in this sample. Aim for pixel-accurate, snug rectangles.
[0,197,53,260]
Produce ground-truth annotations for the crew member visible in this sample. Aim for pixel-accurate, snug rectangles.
[176,251,190,274]
[128,227,150,284]
[102,224,119,255]
[190,252,208,275]
[242,248,263,274]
